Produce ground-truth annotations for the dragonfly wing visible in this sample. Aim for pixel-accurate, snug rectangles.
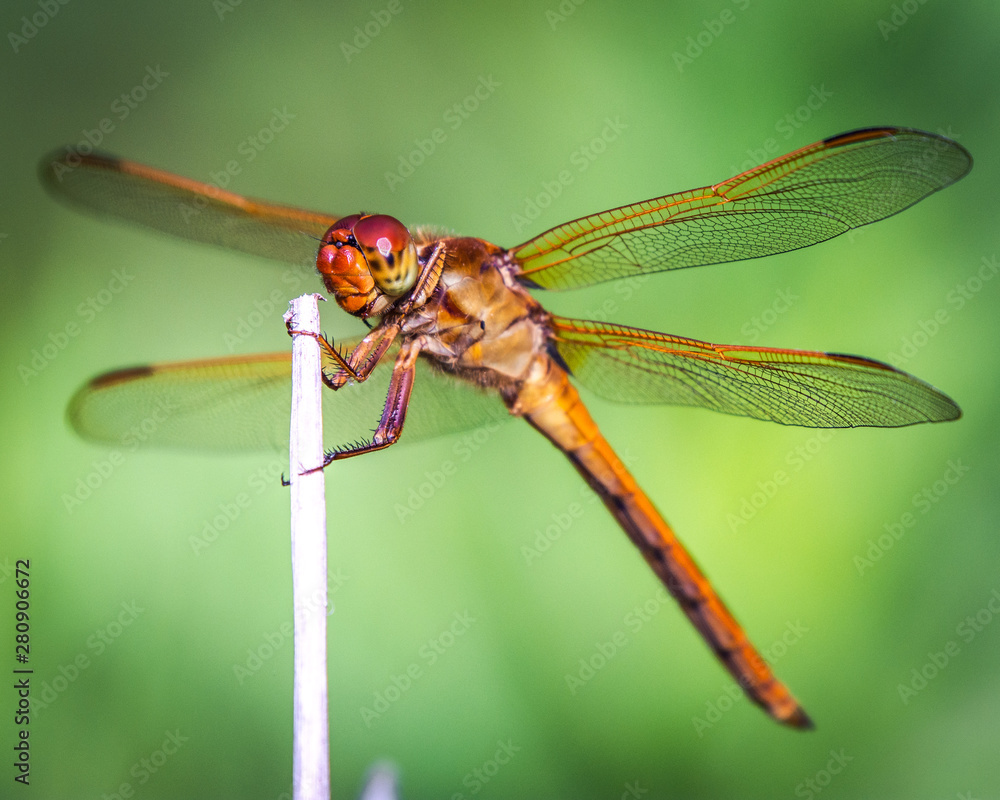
[40,150,339,267]
[513,128,972,290]
[69,341,508,455]
[550,316,960,427]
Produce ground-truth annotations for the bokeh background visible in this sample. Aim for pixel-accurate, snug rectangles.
[3,1,998,797]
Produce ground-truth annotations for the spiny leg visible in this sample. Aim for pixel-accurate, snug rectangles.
[286,321,401,388]
[306,337,423,472]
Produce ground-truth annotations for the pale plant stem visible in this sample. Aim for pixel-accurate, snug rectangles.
[285,294,330,800]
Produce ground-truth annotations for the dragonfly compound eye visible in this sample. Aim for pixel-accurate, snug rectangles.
[351,214,418,297]
[316,216,377,315]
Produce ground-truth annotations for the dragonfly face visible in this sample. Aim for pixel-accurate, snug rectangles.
[317,213,420,316]
[42,127,972,729]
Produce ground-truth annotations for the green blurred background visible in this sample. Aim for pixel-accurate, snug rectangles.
[3,1,999,797]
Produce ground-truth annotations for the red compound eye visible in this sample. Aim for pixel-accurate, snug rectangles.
[350,214,418,297]
[330,214,363,234]
[352,214,411,254]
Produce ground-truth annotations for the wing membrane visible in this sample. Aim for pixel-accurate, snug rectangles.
[68,341,507,455]
[551,316,960,427]
[40,150,338,267]
[513,128,972,290]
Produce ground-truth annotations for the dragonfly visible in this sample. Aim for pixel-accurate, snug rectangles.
[44,127,971,729]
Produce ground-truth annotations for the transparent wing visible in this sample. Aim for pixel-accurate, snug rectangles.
[40,149,339,266]
[513,128,972,289]
[551,316,960,427]
[68,341,508,455]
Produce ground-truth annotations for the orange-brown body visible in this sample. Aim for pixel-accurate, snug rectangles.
[391,234,809,726]
[51,127,971,730]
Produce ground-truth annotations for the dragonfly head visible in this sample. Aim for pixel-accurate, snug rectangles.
[316,214,419,316]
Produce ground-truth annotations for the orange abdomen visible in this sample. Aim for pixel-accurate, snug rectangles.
[507,355,812,728]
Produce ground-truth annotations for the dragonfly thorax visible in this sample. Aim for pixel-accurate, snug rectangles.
[316,214,419,316]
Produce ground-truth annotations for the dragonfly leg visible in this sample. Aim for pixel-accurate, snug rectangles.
[287,320,401,389]
[310,337,422,470]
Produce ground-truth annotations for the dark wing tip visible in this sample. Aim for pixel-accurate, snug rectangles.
[66,366,156,438]
[38,146,121,197]
[780,705,816,730]
[824,351,963,425]
[822,126,902,145]
[822,126,973,182]
[85,364,156,389]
